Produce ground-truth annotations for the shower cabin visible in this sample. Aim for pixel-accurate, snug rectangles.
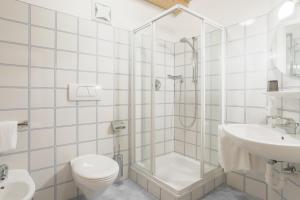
[129,4,225,198]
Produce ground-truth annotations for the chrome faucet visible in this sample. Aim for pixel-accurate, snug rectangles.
[0,164,8,181]
[267,115,300,134]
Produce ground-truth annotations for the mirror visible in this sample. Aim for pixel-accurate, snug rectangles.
[270,3,300,76]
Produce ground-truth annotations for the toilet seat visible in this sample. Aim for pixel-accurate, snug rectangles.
[71,154,119,180]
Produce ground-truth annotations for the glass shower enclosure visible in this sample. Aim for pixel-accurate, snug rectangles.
[129,4,225,196]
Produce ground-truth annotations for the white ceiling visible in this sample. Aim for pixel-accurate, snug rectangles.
[154,0,281,41]
[19,0,284,41]
[188,0,275,26]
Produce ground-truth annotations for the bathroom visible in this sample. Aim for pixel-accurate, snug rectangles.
[0,0,300,199]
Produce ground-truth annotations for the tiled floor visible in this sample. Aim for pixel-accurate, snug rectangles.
[77,179,255,200]
[202,186,256,200]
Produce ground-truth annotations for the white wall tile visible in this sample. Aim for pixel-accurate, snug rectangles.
[57,51,77,70]
[246,71,266,89]
[0,88,27,109]
[31,89,54,108]
[246,15,267,36]
[246,52,267,72]
[245,177,267,200]
[0,42,28,65]
[31,167,54,190]
[226,107,244,123]
[226,56,244,74]
[31,47,54,68]
[56,108,76,126]
[246,108,266,124]
[31,128,54,149]
[115,28,129,44]
[226,73,244,90]
[31,68,54,87]
[79,36,96,54]
[31,27,55,48]
[56,144,77,165]
[56,89,75,107]
[31,148,54,170]
[98,23,113,41]
[31,6,55,28]
[56,181,77,200]
[1,153,28,169]
[227,172,244,191]
[0,110,27,122]
[57,31,77,51]
[98,56,113,73]
[78,124,96,142]
[0,19,28,44]
[226,91,244,106]
[79,19,96,37]
[57,12,77,33]
[246,90,266,107]
[226,24,244,41]
[31,109,54,128]
[0,0,28,23]
[115,43,129,59]
[98,40,113,57]
[246,34,267,54]
[98,122,113,138]
[56,164,73,184]
[79,141,97,155]
[79,71,96,84]
[56,126,76,145]
[78,107,96,124]
[0,65,28,87]
[34,187,54,200]
[79,54,96,71]
[226,39,244,57]
[56,70,76,88]
[98,138,113,154]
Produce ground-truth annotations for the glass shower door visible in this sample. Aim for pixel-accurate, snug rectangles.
[132,24,155,173]
[203,22,223,174]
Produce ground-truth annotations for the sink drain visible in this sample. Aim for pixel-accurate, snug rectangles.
[0,186,4,189]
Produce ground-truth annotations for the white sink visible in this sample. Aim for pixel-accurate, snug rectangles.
[0,169,35,200]
[223,124,300,163]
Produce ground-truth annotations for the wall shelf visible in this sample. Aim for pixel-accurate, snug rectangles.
[265,90,300,98]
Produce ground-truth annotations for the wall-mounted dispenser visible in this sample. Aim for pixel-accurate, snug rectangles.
[68,83,102,101]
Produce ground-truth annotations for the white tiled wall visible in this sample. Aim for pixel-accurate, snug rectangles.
[225,2,300,200]
[0,1,130,200]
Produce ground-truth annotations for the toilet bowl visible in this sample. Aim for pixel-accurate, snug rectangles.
[70,154,119,200]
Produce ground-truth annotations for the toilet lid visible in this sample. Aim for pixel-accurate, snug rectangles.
[71,154,119,180]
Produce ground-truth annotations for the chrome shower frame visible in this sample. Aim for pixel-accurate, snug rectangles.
[129,4,226,191]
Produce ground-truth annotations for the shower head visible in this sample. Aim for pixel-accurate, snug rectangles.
[179,37,196,51]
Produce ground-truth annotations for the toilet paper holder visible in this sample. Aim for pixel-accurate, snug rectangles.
[111,121,126,132]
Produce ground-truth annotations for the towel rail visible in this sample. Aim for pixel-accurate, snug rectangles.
[17,121,28,127]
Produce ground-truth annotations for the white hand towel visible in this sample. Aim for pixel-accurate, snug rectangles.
[218,124,265,173]
[0,121,18,153]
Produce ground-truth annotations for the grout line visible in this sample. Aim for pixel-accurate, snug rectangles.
[53,11,58,200]
[27,4,32,175]
[96,21,99,154]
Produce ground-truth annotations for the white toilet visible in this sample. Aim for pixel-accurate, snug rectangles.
[70,154,119,200]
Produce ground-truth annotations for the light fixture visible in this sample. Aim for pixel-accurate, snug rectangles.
[278,0,296,20]
[240,19,256,26]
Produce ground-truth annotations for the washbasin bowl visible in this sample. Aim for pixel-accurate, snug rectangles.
[223,124,300,163]
[0,169,35,200]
